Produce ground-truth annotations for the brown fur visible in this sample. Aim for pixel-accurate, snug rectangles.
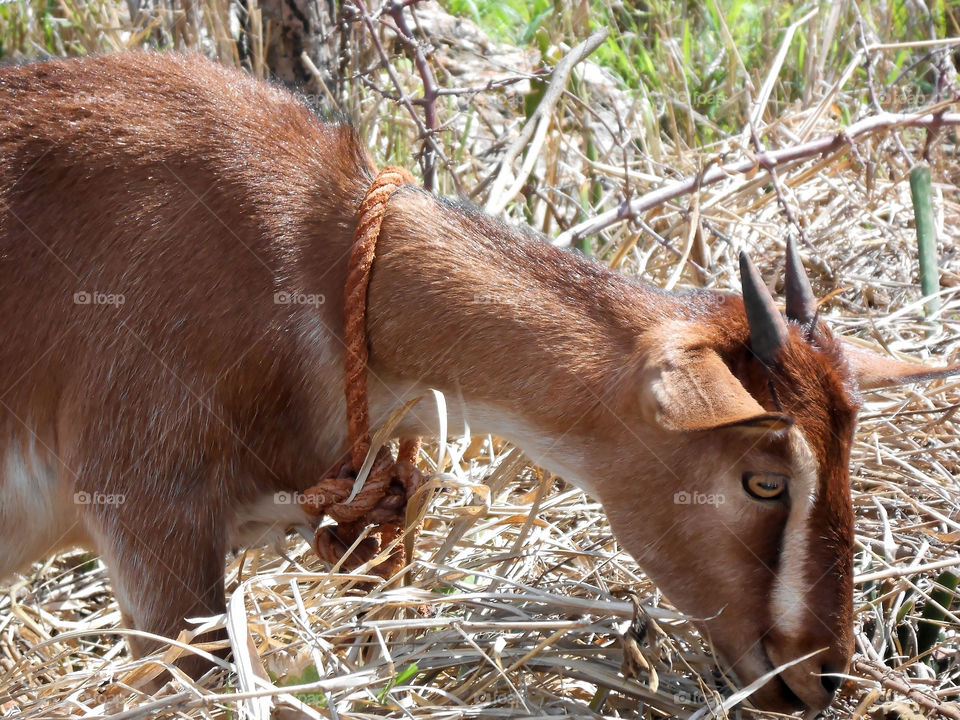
[0,51,941,712]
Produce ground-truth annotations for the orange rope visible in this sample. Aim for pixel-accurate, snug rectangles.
[344,166,416,471]
[302,166,424,577]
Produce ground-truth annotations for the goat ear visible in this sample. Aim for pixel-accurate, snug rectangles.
[644,348,793,433]
[842,339,960,390]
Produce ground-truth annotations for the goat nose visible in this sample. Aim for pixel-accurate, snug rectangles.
[819,663,842,697]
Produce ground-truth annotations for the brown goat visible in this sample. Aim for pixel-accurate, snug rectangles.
[0,52,954,713]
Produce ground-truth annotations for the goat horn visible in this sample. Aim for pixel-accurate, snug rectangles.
[739,251,788,368]
[784,235,817,328]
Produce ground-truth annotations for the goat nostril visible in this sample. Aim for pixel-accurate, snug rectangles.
[820,665,842,696]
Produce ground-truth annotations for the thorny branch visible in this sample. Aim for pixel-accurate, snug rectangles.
[350,0,454,192]
[383,0,439,189]
[351,0,534,194]
[554,109,960,248]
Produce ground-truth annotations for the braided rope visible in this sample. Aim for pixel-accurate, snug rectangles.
[344,166,416,471]
[302,166,424,577]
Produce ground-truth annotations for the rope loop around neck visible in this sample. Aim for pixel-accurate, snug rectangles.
[343,165,416,470]
[302,165,422,578]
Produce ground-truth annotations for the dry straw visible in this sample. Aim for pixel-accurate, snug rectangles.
[2,2,960,719]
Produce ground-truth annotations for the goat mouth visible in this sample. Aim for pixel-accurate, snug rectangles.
[772,674,806,711]
[752,644,807,713]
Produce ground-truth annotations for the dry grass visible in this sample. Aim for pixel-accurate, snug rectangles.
[2,1,960,719]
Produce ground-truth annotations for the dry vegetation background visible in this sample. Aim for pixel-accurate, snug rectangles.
[1,0,960,718]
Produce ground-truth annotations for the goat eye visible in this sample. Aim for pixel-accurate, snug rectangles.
[742,472,787,500]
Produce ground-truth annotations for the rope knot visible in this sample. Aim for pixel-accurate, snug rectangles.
[302,441,425,571]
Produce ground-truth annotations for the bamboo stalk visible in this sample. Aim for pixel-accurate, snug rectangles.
[910,164,941,316]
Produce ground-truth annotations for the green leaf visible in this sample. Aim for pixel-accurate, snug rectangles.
[377,662,421,703]
[279,664,327,708]
[918,572,958,661]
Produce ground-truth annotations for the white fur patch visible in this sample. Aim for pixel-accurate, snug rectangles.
[462,402,592,492]
[370,383,594,497]
[0,437,82,578]
[294,312,351,456]
[771,428,819,638]
[229,492,312,550]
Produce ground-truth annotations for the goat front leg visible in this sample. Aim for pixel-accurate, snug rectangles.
[92,496,229,681]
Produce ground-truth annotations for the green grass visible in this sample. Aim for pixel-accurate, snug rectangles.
[440,0,959,141]
[443,0,554,45]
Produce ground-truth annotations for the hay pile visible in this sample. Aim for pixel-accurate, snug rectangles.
[2,2,959,719]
